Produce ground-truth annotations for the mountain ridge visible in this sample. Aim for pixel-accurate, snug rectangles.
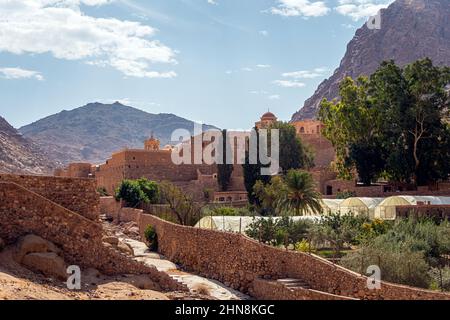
[19,102,219,165]
[291,0,450,121]
[0,116,56,174]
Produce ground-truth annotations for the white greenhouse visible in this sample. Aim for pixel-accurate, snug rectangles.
[373,196,450,220]
[338,197,385,218]
[194,216,322,234]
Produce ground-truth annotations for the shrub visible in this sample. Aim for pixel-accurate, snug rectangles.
[144,225,158,251]
[115,178,160,207]
[97,187,109,196]
[295,239,313,253]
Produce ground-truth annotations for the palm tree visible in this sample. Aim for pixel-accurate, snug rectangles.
[278,170,322,216]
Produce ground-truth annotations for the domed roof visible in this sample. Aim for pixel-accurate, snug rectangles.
[261,111,277,120]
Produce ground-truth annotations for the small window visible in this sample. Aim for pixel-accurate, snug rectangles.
[300,127,305,133]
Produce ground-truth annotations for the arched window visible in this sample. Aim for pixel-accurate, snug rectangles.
[300,127,305,133]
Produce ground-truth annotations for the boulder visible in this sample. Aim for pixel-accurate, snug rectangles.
[15,234,61,262]
[126,275,159,290]
[117,241,134,256]
[102,236,119,246]
[21,252,67,280]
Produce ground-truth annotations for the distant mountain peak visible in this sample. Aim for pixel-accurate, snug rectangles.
[291,0,450,121]
[19,103,219,165]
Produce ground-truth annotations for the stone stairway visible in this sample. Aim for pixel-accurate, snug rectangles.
[276,278,311,290]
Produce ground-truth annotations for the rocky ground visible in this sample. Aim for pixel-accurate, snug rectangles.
[0,219,245,300]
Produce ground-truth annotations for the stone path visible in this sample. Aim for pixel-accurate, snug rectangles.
[120,237,250,300]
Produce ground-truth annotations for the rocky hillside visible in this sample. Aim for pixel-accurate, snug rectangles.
[292,0,450,120]
[0,116,55,175]
[19,102,219,165]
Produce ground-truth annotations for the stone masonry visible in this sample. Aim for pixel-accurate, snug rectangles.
[138,214,450,300]
[0,180,186,292]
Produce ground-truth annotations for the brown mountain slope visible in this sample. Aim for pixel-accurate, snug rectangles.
[19,102,219,165]
[0,116,55,175]
[291,0,450,121]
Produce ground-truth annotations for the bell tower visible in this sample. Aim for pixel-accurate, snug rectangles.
[144,133,160,151]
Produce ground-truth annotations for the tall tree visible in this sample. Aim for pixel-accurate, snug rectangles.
[217,129,234,191]
[320,58,450,186]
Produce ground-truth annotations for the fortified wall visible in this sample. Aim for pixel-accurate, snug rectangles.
[0,174,99,220]
[138,214,450,300]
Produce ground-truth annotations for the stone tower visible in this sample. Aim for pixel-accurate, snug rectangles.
[144,134,160,151]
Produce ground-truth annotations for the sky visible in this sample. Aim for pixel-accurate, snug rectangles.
[0,0,394,130]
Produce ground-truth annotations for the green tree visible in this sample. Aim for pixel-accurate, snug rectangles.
[137,178,160,204]
[115,179,148,207]
[277,170,322,216]
[217,129,234,191]
[319,58,450,186]
[159,181,201,226]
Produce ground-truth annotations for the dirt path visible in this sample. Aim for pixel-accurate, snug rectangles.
[120,237,250,300]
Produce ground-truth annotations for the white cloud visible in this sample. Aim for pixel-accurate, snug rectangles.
[0,0,177,79]
[282,67,329,79]
[0,67,44,81]
[269,0,330,18]
[241,67,253,72]
[273,80,306,88]
[256,64,271,69]
[268,94,280,100]
[335,0,394,21]
[259,30,269,36]
[207,0,218,4]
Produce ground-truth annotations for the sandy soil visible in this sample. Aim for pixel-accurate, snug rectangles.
[0,248,169,300]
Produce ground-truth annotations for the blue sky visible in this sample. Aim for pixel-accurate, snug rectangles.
[0,0,393,129]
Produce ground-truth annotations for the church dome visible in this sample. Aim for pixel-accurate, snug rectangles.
[261,111,277,120]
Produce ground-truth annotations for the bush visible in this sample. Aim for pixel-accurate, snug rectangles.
[340,242,430,288]
[245,217,311,248]
[144,225,158,251]
[97,187,109,196]
[115,178,160,207]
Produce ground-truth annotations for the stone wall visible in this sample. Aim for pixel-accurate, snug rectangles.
[323,179,450,198]
[0,182,186,292]
[252,279,356,300]
[99,196,122,221]
[138,214,450,300]
[0,174,99,221]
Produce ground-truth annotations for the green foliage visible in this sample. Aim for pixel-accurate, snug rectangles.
[429,267,450,292]
[309,213,371,256]
[269,122,315,173]
[97,187,109,196]
[144,225,158,251]
[202,206,252,217]
[319,58,450,186]
[295,239,312,253]
[245,216,312,248]
[137,178,160,204]
[115,178,160,207]
[278,170,322,216]
[159,181,201,226]
[335,190,356,199]
[115,180,147,207]
[341,219,450,289]
[243,123,314,204]
[217,129,234,191]
[253,170,322,216]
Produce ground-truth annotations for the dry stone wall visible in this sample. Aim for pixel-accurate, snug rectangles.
[0,182,186,292]
[0,174,99,221]
[139,214,450,300]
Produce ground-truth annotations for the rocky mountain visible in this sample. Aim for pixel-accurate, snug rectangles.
[291,0,450,121]
[0,116,55,174]
[19,102,219,165]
